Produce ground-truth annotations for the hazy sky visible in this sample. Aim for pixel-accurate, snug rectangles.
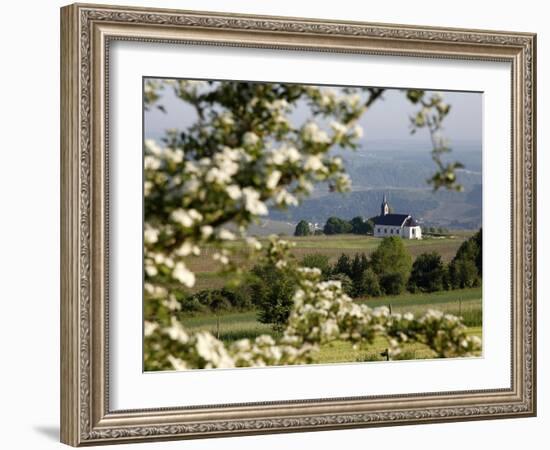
[144,80,482,148]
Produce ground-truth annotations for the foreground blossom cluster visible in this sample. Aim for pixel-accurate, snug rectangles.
[142,80,475,371]
[144,259,481,370]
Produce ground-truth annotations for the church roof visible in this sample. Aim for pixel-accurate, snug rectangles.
[372,214,410,227]
[404,217,419,227]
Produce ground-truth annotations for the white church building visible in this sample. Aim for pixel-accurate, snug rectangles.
[372,195,422,240]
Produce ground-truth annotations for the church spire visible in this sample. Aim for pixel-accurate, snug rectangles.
[381,193,389,216]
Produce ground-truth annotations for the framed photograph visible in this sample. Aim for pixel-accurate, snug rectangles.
[60,3,536,446]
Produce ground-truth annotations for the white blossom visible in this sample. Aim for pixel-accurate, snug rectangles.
[167,355,188,371]
[144,321,158,337]
[303,155,325,172]
[268,145,301,165]
[144,155,161,170]
[175,242,200,257]
[219,111,235,126]
[243,132,260,147]
[344,93,362,109]
[144,262,158,277]
[242,187,268,215]
[201,225,214,239]
[171,209,202,227]
[163,294,181,311]
[330,121,348,137]
[320,88,337,107]
[172,262,196,287]
[195,332,235,368]
[218,229,236,241]
[145,139,163,156]
[225,184,242,200]
[164,147,184,164]
[302,122,330,144]
[245,236,262,251]
[144,225,159,244]
[213,252,230,265]
[206,167,232,185]
[266,170,282,190]
[165,316,189,344]
[275,189,298,207]
[351,124,363,139]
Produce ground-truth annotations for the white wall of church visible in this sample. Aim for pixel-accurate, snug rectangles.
[374,225,422,239]
[402,226,422,239]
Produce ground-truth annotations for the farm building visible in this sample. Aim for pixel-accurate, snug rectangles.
[372,195,422,240]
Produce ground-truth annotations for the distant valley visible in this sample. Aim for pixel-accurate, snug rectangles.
[267,139,482,232]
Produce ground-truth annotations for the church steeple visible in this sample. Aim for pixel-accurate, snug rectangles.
[381,194,390,216]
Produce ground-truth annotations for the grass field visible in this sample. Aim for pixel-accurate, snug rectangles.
[178,287,482,364]
[187,233,473,291]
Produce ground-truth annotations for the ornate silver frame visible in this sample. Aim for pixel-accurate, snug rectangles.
[60,3,536,446]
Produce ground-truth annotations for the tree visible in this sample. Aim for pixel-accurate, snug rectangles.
[323,216,352,235]
[380,272,407,296]
[358,268,382,297]
[350,216,372,235]
[473,228,483,276]
[350,253,369,296]
[408,252,446,293]
[449,229,482,288]
[333,253,352,277]
[209,291,231,339]
[249,262,298,332]
[365,219,375,234]
[294,220,311,237]
[449,257,480,289]
[370,237,412,295]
